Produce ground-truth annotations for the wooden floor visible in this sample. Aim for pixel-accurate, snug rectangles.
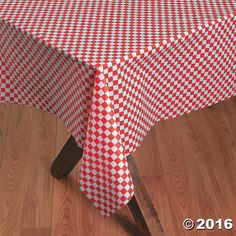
[0,97,235,236]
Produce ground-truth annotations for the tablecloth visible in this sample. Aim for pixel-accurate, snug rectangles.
[0,0,235,217]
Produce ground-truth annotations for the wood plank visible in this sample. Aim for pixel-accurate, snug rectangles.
[0,103,12,168]
[20,109,57,229]
[0,105,34,236]
[50,120,81,236]
[20,228,51,236]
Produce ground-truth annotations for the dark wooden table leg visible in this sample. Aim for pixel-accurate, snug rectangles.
[127,155,165,236]
[51,135,83,179]
[128,196,152,235]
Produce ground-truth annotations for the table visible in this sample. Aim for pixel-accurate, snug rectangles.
[1,0,235,227]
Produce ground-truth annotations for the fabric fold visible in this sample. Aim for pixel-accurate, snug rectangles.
[79,68,134,217]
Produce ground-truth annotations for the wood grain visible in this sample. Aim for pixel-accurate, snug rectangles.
[0,105,34,236]
[20,228,51,236]
[134,97,236,236]
[0,103,12,168]
[20,109,56,229]
[0,96,235,235]
[0,104,56,236]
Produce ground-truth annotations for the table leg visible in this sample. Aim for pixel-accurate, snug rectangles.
[50,135,83,179]
[50,136,163,235]
[127,156,165,236]
[128,196,152,235]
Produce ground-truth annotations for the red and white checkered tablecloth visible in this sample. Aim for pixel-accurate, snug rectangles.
[0,1,235,216]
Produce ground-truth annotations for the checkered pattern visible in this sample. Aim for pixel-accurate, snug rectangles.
[1,0,235,65]
[0,1,236,216]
